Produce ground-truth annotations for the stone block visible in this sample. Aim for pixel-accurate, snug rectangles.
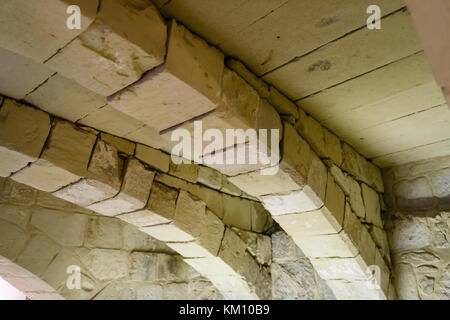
[31,208,88,247]
[0,221,27,260]
[307,155,328,203]
[325,173,346,227]
[324,129,342,166]
[156,254,187,281]
[130,252,157,281]
[164,283,189,300]
[393,177,437,210]
[88,158,154,216]
[147,182,179,220]
[226,58,270,98]
[374,249,390,294]
[0,204,31,230]
[118,209,170,228]
[326,280,384,300]
[271,231,303,261]
[135,144,170,173]
[261,189,322,216]
[100,133,135,156]
[429,168,450,199]
[0,99,51,177]
[0,178,37,206]
[343,202,364,248]
[275,208,342,238]
[169,160,199,183]
[359,226,377,267]
[222,194,252,230]
[251,202,272,233]
[292,232,358,258]
[228,167,300,197]
[280,122,313,187]
[80,249,129,281]
[221,178,242,196]
[310,256,368,280]
[42,249,83,290]
[46,0,166,95]
[25,73,107,122]
[0,47,54,100]
[0,0,98,63]
[267,86,299,118]
[12,120,96,192]
[122,223,174,253]
[295,110,326,157]
[174,190,206,236]
[361,183,383,227]
[389,214,431,252]
[53,140,123,207]
[85,216,123,249]
[341,143,360,178]
[368,162,384,193]
[141,223,194,243]
[109,19,223,131]
[394,263,419,299]
[197,166,222,190]
[167,242,213,258]
[16,233,61,276]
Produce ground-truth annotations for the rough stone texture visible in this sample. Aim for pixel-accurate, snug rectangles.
[0,99,51,177]
[88,158,154,216]
[135,144,170,173]
[11,120,96,192]
[53,140,123,207]
[100,133,135,156]
[46,0,167,96]
[295,110,326,158]
[325,173,345,227]
[362,183,383,228]
[226,58,270,98]
[148,182,179,220]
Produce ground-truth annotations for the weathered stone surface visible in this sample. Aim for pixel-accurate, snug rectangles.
[429,168,450,199]
[164,283,189,300]
[47,0,166,96]
[221,178,242,197]
[295,110,326,157]
[267,86,299,118]
[251,202,272,233]
[343,202,364,249]
[85,216,123,249]
[0,178,37,206]
[169,160,199,183]
[272,261,315,300]
[293,232,358,258]
[0,0,98,63]
[100,133,135,156]
[330,165,365,218]
[12,121,96,192]
[359,225,377,267]
[311,256,368,280]
[324,129,342,166]
[325,173,345,227]
[226,58,270,98]
[326,280,384,300]
[389,214,431,252]
[88,158,154,216]
[228,168,300,197]
[122,223,173,253]
[0,47,54,100]
[362,184,383,227]
[130,252,157,281]
[25,74,106,122]
[0,99,51,177]
[272,231,303,261]
[53,140,123,207]
[31,209,88,247]
[222,194,252,230]
[0,204,31,230]
[80,249,129,281]
[395,263,419,299]
[197,166,222,190]
[368,162,384,193]
[141,223,195,243]
[261,189,322,216]
[42,249,84,290]
[0,221,27,260]
[307,155,327,203]
[280,122,313,187]
[118,209,170,228]
[148,182,179,220]
[393,177,437,210]
[110,19,223,131]
[369,226,391,261]
[135,144,170,173]
[16,233,61,276]
[341,143,360,178]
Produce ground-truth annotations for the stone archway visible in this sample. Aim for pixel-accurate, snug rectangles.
[0,0,394,300]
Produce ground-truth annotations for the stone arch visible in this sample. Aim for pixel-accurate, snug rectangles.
[0,0,394,300]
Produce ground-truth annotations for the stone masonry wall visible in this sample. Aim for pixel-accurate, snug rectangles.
[0,177,222,300]
[383,155,450,299]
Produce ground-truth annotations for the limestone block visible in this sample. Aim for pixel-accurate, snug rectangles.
[275,208,342,238]
[228,168,300,197]
[100,133,135,156]
[53,140,123,207]
[369,226,391,262]
[16,234,61,276]
[11,121,96,192]
[261,189,323,216]
[164,283,189,300]
[221,177,242,197]
[343,202,364,249]
[109,19,223,131]
[167,242,213,258]
[147,182,179,220]
[271,231,303,261]
[46,0,166,95]
[280,122,313,187]
[130,252,157,281]
[267,86,299,118]
[0,0,98,63]
[118,209,170,228]
[295,110,326,157]
[125,125,168,151]
[88,158,154,216]
[293,232,358,258]
[135,144,169,173]
[394,263,419,299]
[359,226,377,267]
[0,204,31,230]
[0,99,51,177]
[42,249,84,290]
[368,162,384,193]
[324,129,342,166]
[80,249,129,281]
[389,214,431,252]
[326,280,384,300]
[311,256,368,280]
[341,143,360,178]
[174,190,206,236]
[325,173,346,227]
[330,165,366,219]
[122,223,174,253]
[0,47,54,100]
[0,221,27,260]
[25,74,107,122]
[251,202,273,233]
[226,58,270,98]
[141,223,194,243]
[307,155,328,203]
[374,249,390,294]
[429,167,450,199]
[257,235,272,266]
[197,166,222,190]
[31,209,88,247]
[169,160,199,183]
[222,194,252,230]
[393,177,437,210]
[85,216,123,249]
[78,105,144,138]
[362,184,383,227]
